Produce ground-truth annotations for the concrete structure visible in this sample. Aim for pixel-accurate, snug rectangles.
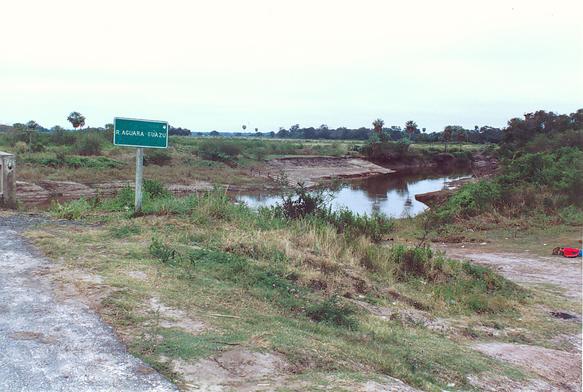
[0,152,16,209]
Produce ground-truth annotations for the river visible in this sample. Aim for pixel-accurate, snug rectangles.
[236,168,472,218]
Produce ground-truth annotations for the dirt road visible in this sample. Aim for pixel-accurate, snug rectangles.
[443,247,582,301]
[0,216,177,392]
[442,244,582,391]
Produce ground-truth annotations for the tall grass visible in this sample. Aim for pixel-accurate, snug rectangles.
[51,180,526,315]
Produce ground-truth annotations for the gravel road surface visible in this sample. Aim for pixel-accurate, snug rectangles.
[0,215,177,392]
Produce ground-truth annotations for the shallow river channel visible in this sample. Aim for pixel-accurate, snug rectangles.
[236,168,472,218]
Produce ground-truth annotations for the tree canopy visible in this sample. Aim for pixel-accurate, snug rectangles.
[67,112,86,130]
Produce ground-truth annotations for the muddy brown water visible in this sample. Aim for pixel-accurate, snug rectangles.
[236,168,472,218]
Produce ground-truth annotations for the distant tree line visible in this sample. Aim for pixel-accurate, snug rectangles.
[3,109,581,148]
[271,122,504,144]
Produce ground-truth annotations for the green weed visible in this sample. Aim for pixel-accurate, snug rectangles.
[50,198,92,220]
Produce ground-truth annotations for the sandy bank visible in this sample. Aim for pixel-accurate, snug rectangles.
[262,156,394,187]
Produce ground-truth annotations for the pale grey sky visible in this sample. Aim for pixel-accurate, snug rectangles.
[1,0,582,132]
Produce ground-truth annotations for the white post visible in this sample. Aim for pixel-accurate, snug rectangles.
[135,148,144,213]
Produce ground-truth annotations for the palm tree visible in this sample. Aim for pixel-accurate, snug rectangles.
[372,118,384,135]
[67,112,86,130]
[405,120,418,140]
[25,120,39,147]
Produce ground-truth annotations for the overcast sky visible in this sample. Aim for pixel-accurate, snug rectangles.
[1,0,582,132]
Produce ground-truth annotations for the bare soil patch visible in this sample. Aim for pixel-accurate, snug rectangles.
[149,297,207,334]
[173,348,293,391]
[441,245,582,391]
[467,373,558,392]
[473,343,582,391]
[16,180,214,205]
[441,246,582,301]
[263,156,394,186]
[324,375,421,391]
[348,298,451,334]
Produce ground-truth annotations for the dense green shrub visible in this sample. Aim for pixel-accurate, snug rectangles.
[273,184,393,241]
[197,139,242,162]
[433,145,583,225]
[277,183,329,219]
[433,180,501,224]
[74,133,103,155]
[499,147,583,206]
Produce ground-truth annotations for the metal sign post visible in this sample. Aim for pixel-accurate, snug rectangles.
[113,117,168,213]
[135,148,144,212]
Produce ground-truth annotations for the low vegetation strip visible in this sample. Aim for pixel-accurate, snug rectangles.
[29,182,537,390]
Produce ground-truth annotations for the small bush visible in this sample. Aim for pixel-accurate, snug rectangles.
[272,184,393,241]
[50,198,92,220]
[192,188,238,222]
[55,148,68,165]
[305,295,358,329]
[325,208,394,242]
[149,238,177,264]
[390,245,446,281]
[14,141,28,153]
[277,183,329,219]
[197,139,242,163]
[143,179,171,199]
[144,149,172,166]
[98,187,135,212]
[253,146,268,161]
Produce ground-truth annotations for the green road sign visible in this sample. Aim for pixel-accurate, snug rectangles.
[114,117,168,148]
